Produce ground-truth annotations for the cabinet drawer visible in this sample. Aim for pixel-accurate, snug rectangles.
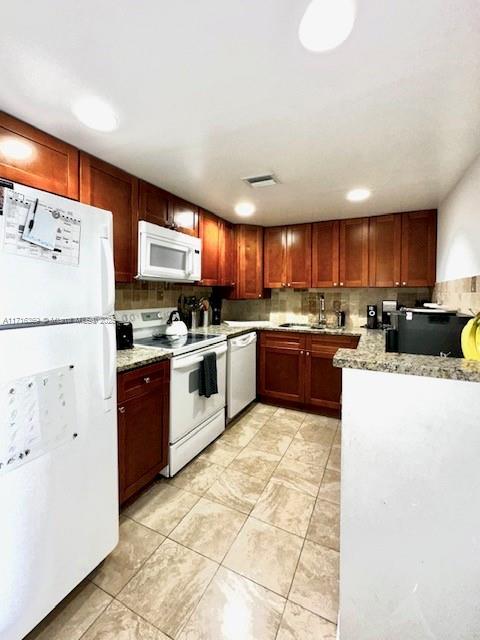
[118,361,170,402]
[260,331,306,350]
[307,334,359,353]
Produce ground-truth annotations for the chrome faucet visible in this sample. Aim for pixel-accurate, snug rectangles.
[318,293,327,327]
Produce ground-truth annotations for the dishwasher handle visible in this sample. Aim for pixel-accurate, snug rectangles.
[230,332,257,350]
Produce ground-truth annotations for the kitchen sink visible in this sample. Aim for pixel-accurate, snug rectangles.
[278,322,343,331]
[278,323,310,328]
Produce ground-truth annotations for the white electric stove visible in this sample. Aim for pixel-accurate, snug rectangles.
[116,308,227,475]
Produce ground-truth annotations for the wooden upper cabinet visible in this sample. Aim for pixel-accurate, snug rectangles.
[264,224,311,289]
[312,221,340,287]
[168,195,198,237]
[218,220,236,287]
[138,180,170,227]
[230,225,264,299]
[401,210,437,287]
[264,227,287,288]
[339,217,369,287]
[80,153,138,283]
[369,214,402,287]
[0,112,79,199]
[287,224,312,288]
[199,209,220,286]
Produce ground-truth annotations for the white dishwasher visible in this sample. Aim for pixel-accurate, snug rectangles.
[227,332,257,420]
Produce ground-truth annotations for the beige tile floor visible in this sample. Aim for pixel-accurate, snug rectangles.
[26,403,341,640]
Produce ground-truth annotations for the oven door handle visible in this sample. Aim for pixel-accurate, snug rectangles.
[172,344,227,370]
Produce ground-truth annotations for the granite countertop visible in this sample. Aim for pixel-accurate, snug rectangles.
[191,323,362,339]
[117,322,480,383]
[116,323,361,373]
[334,329,480,383]
[117,346,171,373]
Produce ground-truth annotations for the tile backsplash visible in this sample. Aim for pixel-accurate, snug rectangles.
[115,282,212,310]
[433,276,480,315]
[222,287,432,328]
[116,281,480,325]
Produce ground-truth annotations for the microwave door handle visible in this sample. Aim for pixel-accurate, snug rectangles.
[185,248,194,277]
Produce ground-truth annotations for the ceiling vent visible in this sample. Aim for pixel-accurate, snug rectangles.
[242,173,279,188]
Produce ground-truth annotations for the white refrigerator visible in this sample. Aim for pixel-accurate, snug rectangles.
[0,182,118,640]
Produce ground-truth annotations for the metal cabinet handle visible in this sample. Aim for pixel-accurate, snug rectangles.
[306,351,310,356]
[118,406,125,414]
[300,350,304,355]
[333,282,338,286]
[258,294,261,298]
[144,377,151,384]
[287,283,291,287]
[340,282,344,286]
[402,282,407,286]
[395,281,400,286]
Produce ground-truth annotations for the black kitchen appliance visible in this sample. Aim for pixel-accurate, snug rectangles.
[116,321,133,350]
[382,300,398,326]
[210,295,223,325]
[366,305,378,329]
[396,310,471,357]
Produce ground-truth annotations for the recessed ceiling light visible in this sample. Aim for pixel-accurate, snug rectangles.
[0,137,33,160]
[234,202,256,217]
[299,0,356,53]
[346,187,371,202]
[72,97,119,132]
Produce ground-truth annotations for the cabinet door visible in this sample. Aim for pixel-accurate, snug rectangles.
[117,363,169,505]
[139,180,170,227]
[401,210,437,287]
[218,220,236,287]
[199,209,220,285]
[304,335,359,417]
[0,111,79,199]
[259,332,306,403]
[168,195,199,237]
[312,221,340,287]
[264,227,287,288]
[339,217,369,287]
[287,224,312,288]
[369,214,402,287]
[80,153,138,283]
[234,225,264,299]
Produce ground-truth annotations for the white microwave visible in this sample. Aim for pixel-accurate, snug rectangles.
[137,221,202,282]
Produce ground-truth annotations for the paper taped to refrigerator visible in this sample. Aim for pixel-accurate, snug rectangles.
[0,365,78,474]
[2,189,81,265]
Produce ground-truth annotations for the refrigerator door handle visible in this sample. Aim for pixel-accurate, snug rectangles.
[103,323,116,401]
[101,237,115,316]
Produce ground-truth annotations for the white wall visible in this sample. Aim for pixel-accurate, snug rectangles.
[437,153,480,282]
[339,368,480,640]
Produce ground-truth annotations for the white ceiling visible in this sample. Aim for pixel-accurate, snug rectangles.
[1,1,479,225]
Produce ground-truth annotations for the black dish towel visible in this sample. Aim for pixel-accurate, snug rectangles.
[198,352,218,398]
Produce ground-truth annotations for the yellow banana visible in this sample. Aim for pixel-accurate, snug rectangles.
[475,315,480,359]
[461,315,480,360]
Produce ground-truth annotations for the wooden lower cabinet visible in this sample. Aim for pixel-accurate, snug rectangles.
[117,361,170,505]
[304,334,359,415]
[258,332,306,403]
[258,331,359,417]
